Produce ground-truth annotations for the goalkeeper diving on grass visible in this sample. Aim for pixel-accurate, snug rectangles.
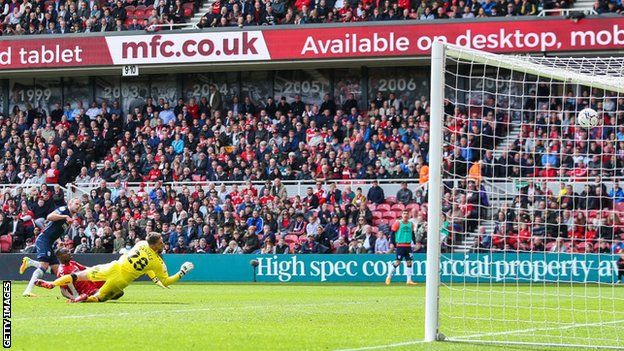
[36,232,194,303]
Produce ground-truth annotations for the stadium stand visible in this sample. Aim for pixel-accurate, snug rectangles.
[1,84,623,256]
[0,0,200,34]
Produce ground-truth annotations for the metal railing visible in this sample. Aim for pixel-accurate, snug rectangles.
[537,8,597,16]
[0,176,617,203]
[147,23,198,31]
[0,183,74,200]
[67,178,428,199]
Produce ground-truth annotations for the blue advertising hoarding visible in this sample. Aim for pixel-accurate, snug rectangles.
[163,253,621,284]
[2,253,619,283]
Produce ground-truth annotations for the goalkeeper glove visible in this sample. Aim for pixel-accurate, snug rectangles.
[178,262,194,277]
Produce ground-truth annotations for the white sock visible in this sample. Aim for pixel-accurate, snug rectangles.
[27,258,42,270]
[406,265,414,282]
[24,268,43,295]
[387,264,397,279]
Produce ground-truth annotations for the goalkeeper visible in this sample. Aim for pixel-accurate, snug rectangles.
[37,233,194,303]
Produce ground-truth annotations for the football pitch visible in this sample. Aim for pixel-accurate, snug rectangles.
[9,282,616,351]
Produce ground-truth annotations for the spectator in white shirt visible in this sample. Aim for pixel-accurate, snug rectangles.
[86,101,101,120]
[306,211,321,237]
[374,232,389,254]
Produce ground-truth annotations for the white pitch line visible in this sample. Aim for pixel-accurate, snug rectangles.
[450,318,624,340]
[333,340,427,351]
[13,301,364,322]
[333,319,624,351]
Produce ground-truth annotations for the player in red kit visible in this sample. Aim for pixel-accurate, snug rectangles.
[36,248,103,300]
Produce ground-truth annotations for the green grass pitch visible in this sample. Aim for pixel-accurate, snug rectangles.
[9,282,620,350]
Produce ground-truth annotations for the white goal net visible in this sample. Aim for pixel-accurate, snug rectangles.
[425,42,624,349]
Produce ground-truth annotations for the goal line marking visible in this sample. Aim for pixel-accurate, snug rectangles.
[333,319,624,351]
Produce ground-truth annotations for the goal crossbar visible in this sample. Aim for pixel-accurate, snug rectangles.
[444,43,624,94]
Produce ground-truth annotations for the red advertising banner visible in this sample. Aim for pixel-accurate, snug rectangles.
[265,17,624,59]
[0,17,622,71]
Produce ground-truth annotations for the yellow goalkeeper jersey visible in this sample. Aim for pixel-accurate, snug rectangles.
[117,241,169,282]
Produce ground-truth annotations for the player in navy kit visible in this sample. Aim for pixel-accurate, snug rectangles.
[19,198,82,297]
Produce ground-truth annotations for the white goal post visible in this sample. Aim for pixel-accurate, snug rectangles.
[425,41,624,348]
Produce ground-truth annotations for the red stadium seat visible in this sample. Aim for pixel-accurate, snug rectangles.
[393,210,403,219]
[146,5,154,10]
[182,2,194,9]
[616,202,624,212]
[144,8,153,17]
[372,211,382,220]
[406,203,420,212]
[385,196,397,205]
[125,5,135,12]
[391,203,405,211]
[135,5,146,11]
[0,235,12,253]
[284,235,298,244]
[373,219,388,226]
[376,204,391,212]
[367,203,376,211]
[382,212,396,220]
[183,7,192,17]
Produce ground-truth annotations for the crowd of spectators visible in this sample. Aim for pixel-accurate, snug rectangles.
[196,0,579,28]
[0,0,198,35]
[0,178,433,254]
[0,86,442,254]
[462,84,624,254]
[475,179,624,253]
[1,0,622,36]
[2,76,624,255]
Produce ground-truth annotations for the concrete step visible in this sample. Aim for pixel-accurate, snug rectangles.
[189,0,214,25]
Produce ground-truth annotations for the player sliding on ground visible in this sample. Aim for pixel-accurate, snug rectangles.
[37,232,194,303]
[35,248,105,300]
[386,210,417,286]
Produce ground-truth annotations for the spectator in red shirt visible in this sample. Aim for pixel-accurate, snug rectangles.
[187,98,199,119]
[259,188,275,205]
[294,0,311,12]
[45,162,60,184]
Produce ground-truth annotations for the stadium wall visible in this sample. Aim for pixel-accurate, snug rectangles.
[2,253,620,283]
